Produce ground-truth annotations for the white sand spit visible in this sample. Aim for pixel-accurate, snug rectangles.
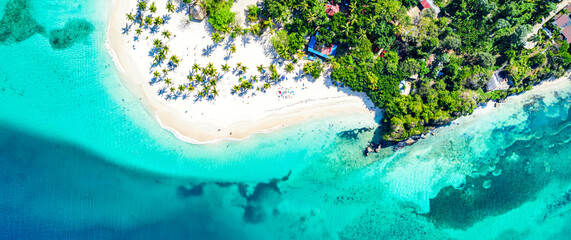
[106,0,379,143]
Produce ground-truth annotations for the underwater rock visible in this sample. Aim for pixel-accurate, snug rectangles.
[492,168,502,176]
[177,183,204,197]
[0,0,46,44]
[482,180,492,189]
[49,19,94,49]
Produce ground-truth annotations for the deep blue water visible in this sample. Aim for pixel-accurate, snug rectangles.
[1,0,571,239]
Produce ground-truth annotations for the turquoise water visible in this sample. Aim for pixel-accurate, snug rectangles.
[1,0,570,239]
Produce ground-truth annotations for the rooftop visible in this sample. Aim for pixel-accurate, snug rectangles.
[555,13,571,29]
[562,26,571,43]
[419,0,441,15]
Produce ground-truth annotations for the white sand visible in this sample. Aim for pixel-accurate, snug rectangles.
[106,0,378,144]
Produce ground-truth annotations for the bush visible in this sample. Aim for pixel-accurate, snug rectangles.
[528,53,546,68]
[303,61,323,79]
[270,30,292,59]
[206,0,235,32]
[247,5,260,22]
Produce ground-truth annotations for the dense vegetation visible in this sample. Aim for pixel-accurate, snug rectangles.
[260,0,569,141]
[125,0,570,141]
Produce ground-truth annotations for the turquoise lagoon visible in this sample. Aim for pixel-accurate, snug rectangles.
[1,0,570,239]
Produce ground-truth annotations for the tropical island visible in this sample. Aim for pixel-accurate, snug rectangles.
[108,0,571,145]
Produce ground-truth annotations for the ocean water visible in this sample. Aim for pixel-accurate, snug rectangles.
[0,0,570,239]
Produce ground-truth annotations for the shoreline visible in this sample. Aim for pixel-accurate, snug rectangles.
[105,0,378,144]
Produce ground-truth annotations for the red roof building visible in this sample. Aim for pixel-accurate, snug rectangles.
[555,14,571,29]
[420,0,430,9]
[562,27,571,43]
[325,3,340,16]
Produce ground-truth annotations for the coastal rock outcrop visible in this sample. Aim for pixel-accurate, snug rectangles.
[190,4,206,21]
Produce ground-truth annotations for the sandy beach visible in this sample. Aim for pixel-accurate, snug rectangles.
[106,0,378,144]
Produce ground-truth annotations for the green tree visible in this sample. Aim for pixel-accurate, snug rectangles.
[138,1,148,12]
[221,64,230,72]
[442,35,461,50]
[162,30,172,39]
[474,52,495,68]
[212,32,222,43]
[207,1,236,32]
[166,2,175,13]
[285,63,294,73]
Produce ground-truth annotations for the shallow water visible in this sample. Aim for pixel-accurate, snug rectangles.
[1,0,571,239]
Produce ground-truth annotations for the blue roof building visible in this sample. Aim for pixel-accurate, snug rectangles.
[307,32,337,59]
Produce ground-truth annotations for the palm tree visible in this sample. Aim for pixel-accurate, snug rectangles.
[153,70,161,78]
[178,84,186,92]
[192,63,200,73]
[233,85,240,93]
[170,87,176,93]
[264,18,274,32]
[170,55,180,66]
[269,64,276,74]
[149,2,157,13]
[162,68,169,75]
[153,39,162,48]
[212,87,219,97]
[206,62,214,70]
[166,2,175,13]
[257,64,264,73]
[230,45,236,53]
[138,1,147,12]
[271,71,280,81]
[285,63,294,73]
[236,62,242,71]
[154,16,163,26]
[240,65,248,73]
[135,28,143,35]
[221,64,230,72]
[126,12,135,22]
[162,30,172,39]
[296,50,306,60]
[212,32,222,43]
[187,85,195,92]
[164,78,172,85]
[252,75,258,82]
[145,16,153,26]
[194,74,202,82]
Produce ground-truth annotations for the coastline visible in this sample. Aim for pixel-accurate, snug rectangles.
[105,0,378,144]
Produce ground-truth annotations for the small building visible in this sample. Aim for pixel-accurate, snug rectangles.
[554,14,571,29]
[552,4,571,43]
[419,0,440,16]
[399,80,412,95]
[307,32,337,59]
[486,71,510,92]
[407,6,421,19]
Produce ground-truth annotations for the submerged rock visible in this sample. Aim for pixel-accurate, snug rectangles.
[49,19,94,49]
[482,180,492,189]
[0,0,46,44]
